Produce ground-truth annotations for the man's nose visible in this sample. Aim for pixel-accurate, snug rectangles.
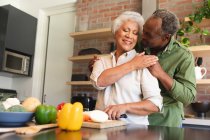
[141,33,146,40]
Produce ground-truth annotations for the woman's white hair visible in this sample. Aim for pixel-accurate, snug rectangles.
[111,11,144,35]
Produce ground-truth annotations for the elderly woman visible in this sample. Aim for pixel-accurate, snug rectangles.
[90,11,162,125]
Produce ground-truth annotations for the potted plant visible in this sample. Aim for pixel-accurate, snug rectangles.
[176,0,210,47]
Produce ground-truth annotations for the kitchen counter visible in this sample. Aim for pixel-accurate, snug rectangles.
[1,124,210,140]
[182,118,210,130]
[183,117,210,126]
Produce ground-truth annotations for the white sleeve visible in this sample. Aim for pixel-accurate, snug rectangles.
[90,57,106,90]
[140,68,163,111]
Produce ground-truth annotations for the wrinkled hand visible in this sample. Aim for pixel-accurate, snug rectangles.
[104,104,127,120]
[148,62,164,78]
[88,56,99,72]
[129,52,158,70]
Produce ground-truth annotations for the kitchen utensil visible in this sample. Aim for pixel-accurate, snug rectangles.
[196,57,203,66]
[191,101,210,117]
[120,114,127,118]
[0,112,34,127]
[195,66,207,80]
[0,123,57,134]
[15,123,57,134]
[82,120,126,129]
[78,48,101,55]
[71,74,88,81]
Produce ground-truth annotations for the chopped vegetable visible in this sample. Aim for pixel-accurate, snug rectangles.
[84,110,108,123]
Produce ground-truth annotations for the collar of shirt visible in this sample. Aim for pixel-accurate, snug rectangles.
[144,36,176,56]
[111,49,137,66]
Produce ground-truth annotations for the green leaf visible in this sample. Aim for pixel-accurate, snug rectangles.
[194,28,201,33]
[208,0,210,8]
[194,13,203,23]
[177,29,184,36]
[202,29,210,35]
[185,26,194,33]
[181,37,190,45]
[188,14,194,21]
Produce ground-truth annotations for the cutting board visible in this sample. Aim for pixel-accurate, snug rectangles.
[82,120,126,129]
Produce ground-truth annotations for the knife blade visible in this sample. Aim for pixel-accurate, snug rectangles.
[120,114,127,118]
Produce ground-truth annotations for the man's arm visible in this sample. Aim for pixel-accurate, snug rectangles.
[148,56,196,106]
[148,62,173,91]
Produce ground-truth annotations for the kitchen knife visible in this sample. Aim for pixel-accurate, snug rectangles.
[120,114,128,118]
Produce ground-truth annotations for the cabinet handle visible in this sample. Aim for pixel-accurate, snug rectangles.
[23,58,27,72]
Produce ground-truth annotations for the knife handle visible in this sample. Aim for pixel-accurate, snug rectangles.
[120,114,127,118]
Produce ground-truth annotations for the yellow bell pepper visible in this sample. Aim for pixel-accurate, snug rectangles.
[57,102,83,131]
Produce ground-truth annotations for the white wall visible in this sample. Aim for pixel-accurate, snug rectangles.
[18,0,76,17]
[142,0,157,20]
[0,0,77,100]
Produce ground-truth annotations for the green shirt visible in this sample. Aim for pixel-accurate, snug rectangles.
[142,38,196,127]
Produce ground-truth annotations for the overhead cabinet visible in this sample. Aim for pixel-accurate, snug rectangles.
[0,5,37,76]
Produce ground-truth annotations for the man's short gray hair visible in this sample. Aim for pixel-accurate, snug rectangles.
[152,9,180,35]
[111,11,144,35]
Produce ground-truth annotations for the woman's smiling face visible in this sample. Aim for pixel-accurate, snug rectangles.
[114,20,139,55]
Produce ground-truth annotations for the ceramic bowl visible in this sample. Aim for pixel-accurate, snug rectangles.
[0,112,34,127]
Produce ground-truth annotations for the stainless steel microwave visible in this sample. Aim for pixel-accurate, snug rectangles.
[2,50,30,76]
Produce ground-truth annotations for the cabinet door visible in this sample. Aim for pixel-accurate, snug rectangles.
[3,5,37,55]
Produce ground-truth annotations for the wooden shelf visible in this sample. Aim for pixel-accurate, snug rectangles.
[196,79,210,85]
[68,54,110,62]
[188,45,210,56]
[66,81,92,85]
[69,28,112,40]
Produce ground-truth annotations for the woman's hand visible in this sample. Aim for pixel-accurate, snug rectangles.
[104,104,128,120]
[129,52,158,70]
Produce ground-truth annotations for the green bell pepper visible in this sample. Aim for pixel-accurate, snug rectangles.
[35,104,57,124]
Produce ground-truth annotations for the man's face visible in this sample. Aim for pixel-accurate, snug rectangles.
[141,17,165,49]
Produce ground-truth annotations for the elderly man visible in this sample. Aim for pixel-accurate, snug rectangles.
[139,9,196,127]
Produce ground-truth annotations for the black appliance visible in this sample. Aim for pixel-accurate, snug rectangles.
[191,101,210,118]
[71,94,96,111]
[2,49,30,76]
[0,88,17,101]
